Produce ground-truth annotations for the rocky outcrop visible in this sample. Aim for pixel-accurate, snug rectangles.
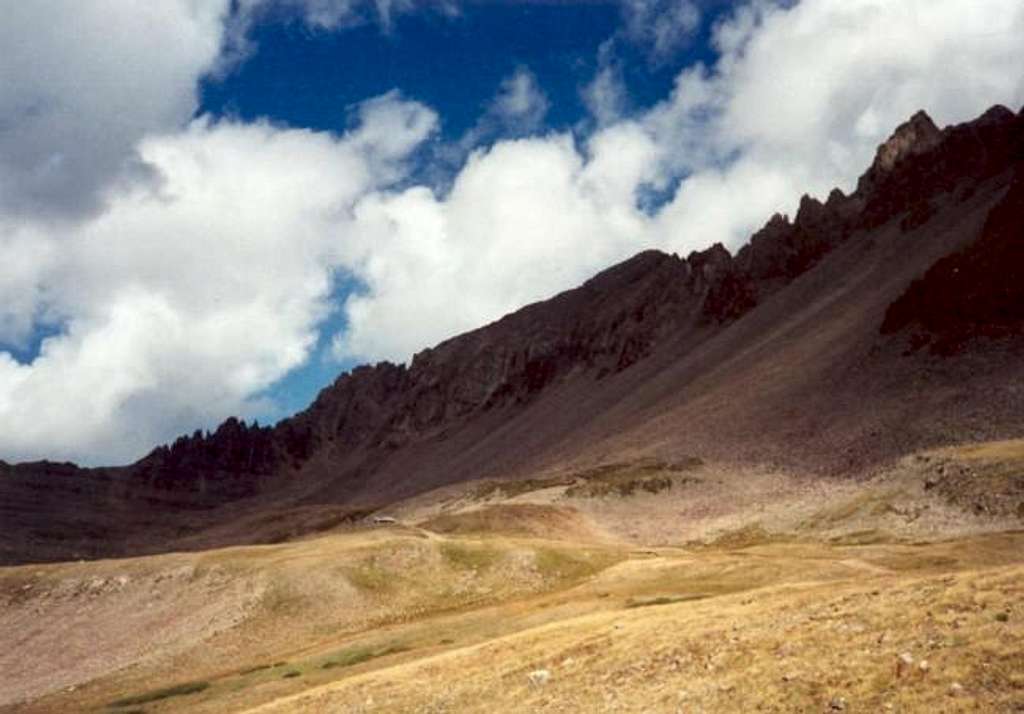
[857,105,1024,228]
[734,189,854,291]
[135,418,279,502]
[860,110,943,186]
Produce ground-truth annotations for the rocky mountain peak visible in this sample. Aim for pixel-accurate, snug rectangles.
[687,242,733,277]
[977,104,1017,126]
[872,110,942,173]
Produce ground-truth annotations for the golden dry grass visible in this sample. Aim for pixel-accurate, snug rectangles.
[5,442,1024,713]
[248,555,1024,714]
[7,530,1022,714]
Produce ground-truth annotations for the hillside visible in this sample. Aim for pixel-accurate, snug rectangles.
[1,104,1023,565]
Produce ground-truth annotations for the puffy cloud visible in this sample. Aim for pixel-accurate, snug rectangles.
[0,98,437,464]
[621,0,702,62]
[445,67,552,165]
[582,65,628,127]
[334,131,652,361]
[235,0,390,30]
[582,40,629,128]
[233,0,457,32]
[221,1,460,76]
[0,1,231,219]
[490,67,551,132]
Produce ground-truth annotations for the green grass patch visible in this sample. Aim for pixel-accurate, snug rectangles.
[440,543,501,570]
[704,523,779,549]
[534,547,608,582]
[378,644,411,657]
[827,529,889,545]
[321,646,375,670]
[565,458,702,498]
[343,562,394,592]
[320,643,410,671]
[260,579,312,613]
[624,594,708,609]
[108,681,210,708]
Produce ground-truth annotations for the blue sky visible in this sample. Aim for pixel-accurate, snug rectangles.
[2,0,1022,464]
[200,3,720,139]
[204,4,621,137]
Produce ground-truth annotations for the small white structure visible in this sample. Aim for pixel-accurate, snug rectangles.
[371,515,397,526]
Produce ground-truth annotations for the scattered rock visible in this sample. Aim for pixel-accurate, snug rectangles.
[527,669,551,687]
[918,659,930,674]
[896,652,915,678]
[949,682,964,697]
[828,696,847,711]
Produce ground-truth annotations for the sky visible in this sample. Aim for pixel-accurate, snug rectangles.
[0,0,1022,466]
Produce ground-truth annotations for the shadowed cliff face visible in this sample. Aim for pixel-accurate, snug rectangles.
[4,104,1024,564]
[882,166,1024,353]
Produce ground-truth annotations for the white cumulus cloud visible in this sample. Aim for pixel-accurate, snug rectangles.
[0,98,437,464]
[0,1,231,219]
[333,130,652,361]
[445,67,552,163]
[622,0,703,62]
